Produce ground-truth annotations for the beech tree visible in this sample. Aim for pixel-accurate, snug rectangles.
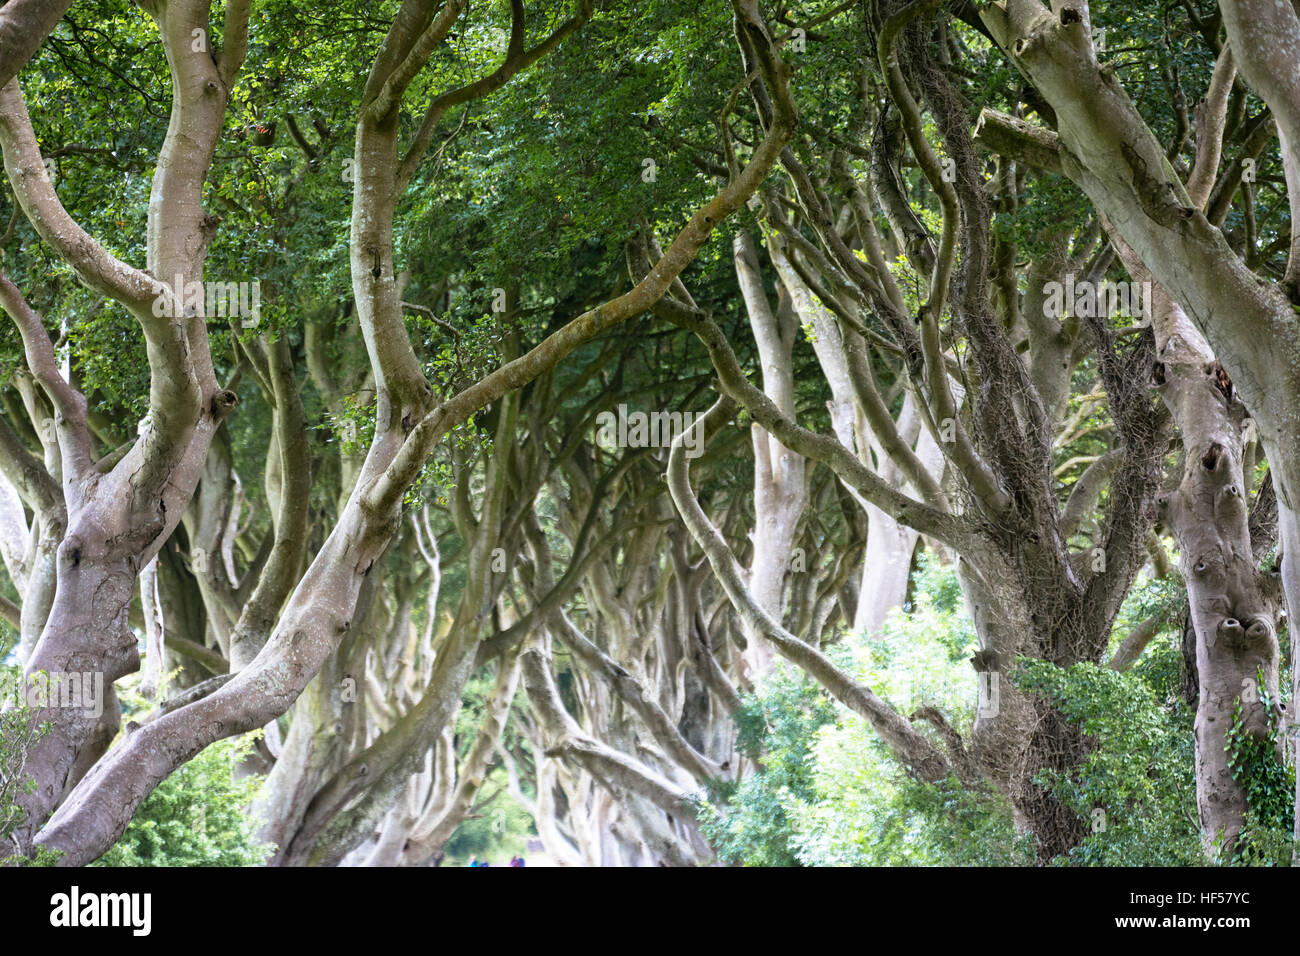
[0,0,1296,869]
[0,0,795,866]
[976,0,1293,855]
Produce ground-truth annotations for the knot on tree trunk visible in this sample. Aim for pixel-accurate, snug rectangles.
[1215,616,1245,646]
[1215,482,1246,519]
[1213,615,1273,651]
[210,388,238,420]
[60,534,85,569]
[1243,618,1272,644]
[1207,361,1234,402]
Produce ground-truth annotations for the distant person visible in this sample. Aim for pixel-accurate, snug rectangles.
[509,856,525,867]
[467,855,479,867]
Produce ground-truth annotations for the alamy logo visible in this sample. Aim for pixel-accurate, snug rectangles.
[50,886,151,936]
[152,274,261,328]
[595,404,703,459]
[0,670,103,719]
[1041,274,1151,321]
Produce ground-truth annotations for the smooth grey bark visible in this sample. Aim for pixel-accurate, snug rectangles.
[520,632,710,865]
[0,469,28,595]
[982,0,1300,854]
[23,0,793,866]
[0,0,75,90]
[0,0,249,845]
[766,235,943,637]
[734,229,806,674]
[667,396,955,783]
[395,650,522,865]
[137,557,164,700]
[285,391,520,867]
[1152,288,1278,853]
[1106,95,1282,850]
[646,3,1173,860]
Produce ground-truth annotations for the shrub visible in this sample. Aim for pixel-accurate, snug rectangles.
[94,735,274,867]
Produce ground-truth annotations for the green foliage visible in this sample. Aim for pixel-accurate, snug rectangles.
[94,735,274,867]
[0,712,40,844]
[1223,676,1296,866]
[2,0,1290,872]
[904,551,970,646]
[1118,570,1186,628]
[790,577,1031,866]
[0,668,57,865]
[702,560,1034,866]
[792,753,1031,867]
[699,661,838,867]
[1013,646,1204,866]
[442,765,536,864]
